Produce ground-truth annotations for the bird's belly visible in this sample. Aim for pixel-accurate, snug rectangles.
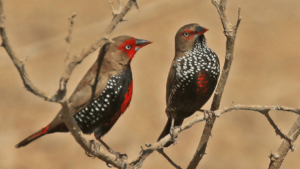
[167,70,217,118]
[73,77,133,136]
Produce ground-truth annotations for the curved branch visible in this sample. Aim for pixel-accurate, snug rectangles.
[187,0,242,168]
[128,103,300,169]
[0,0,53,101]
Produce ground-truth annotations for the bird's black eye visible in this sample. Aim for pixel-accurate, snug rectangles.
[183,32,189,37]
[125,45,131,50]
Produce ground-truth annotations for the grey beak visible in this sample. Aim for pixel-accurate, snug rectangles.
[194,25,208,34]
[135,38,152,51]
[135,38,152,46]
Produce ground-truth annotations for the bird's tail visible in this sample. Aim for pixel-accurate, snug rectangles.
[15,124,51,148]
[157,117,184,147]
[15,123,68,148]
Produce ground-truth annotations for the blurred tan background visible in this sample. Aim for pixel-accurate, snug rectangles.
[1,0,300,168]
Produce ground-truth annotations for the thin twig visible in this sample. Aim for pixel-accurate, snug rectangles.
[65,13,76,64]
[187,0,242,168]
[268,116,300,169]
[51,13,77,102]
[52,0,138,102]
[128,103,300,169]
[157,149,182,169]
[0,0,52,101]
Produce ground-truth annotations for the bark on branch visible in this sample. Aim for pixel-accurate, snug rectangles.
[268,116,300,169]
[187,0,241,168]
[128,103,300,169]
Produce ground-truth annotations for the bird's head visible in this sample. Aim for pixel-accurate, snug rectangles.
[175,23,208,52]
[111,36,151,64]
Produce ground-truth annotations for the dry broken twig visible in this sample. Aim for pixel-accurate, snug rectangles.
[187,0,242,168]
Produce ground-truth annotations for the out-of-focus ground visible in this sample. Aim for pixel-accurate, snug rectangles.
[1,0,300,168]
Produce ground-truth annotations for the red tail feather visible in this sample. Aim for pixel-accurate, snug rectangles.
[15,124,50,148]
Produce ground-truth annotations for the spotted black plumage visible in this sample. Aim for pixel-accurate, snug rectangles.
[158,23,220,147]
[74,69,132,136]
[15,36,151,154]
[166,36,220,118]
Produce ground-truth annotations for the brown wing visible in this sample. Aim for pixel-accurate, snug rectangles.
[68,42,111,113]
[48,42,111,128]
[166,60,177,104]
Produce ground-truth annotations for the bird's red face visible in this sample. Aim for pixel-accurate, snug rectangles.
[181,26,208,40]
[175,23,208,52]
[118,37,152,60]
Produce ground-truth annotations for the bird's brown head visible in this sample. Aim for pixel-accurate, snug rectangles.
[175,23,208,52]
[110,36,151,64]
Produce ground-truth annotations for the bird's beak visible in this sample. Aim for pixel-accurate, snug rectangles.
[194,25,208,38]
[135,38,152,51]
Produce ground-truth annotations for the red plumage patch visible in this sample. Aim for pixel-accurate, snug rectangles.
[109,80,133,125]
[31,124,50,138]
[182,30,195,40]
[117,38,137,60]
[197,72,208,94]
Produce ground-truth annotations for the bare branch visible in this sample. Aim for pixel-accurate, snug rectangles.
[127,103,299,169]
[187,0,241,167]
[262,111,293,145]
[60,100,125,169]
[0,0,53,101]
[50,13,77,102]
[52,0,138,102]
[214,103,300,116]
[268,116,300,169]
[157,149,182,169]
[65,13,76,64]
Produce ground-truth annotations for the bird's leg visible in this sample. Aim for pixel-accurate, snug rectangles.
[203,110,214,124]
[169,118,177,145]
[169,118,183,145]
[85,140,101,158]
[98,138,127,169]
[157,149,182,169]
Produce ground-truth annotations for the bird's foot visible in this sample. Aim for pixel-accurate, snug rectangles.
[204,110,214,124]
[107,149,128,169]
[170,126,179,145]
[174,125,182,131]
[85,140,101,158]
